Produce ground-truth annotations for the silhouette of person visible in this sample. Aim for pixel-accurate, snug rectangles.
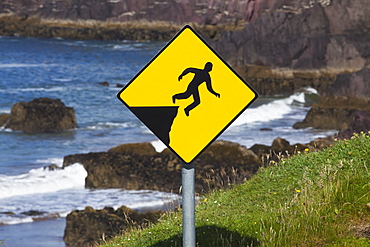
[172,62,220,116]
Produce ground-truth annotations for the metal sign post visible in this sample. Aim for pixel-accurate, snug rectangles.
[182,162,195,247]
[116,25,258,247]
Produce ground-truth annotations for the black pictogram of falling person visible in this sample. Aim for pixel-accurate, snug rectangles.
[172,62,220,116]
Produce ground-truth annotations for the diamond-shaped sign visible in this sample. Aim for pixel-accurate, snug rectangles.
[117,25,258,163]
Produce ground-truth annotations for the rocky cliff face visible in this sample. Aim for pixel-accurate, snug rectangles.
[2,0,368,72]
[213,0,370,71]
[0,0,332,25]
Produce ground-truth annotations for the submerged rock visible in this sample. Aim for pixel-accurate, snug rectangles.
[4,98,77,133]
[98,81,109,86]
[63,206,161,247]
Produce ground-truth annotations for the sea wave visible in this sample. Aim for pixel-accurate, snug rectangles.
[231,88,316,127]
[0,188,180,225]
[84,121,134,130]
[35,157,64,167]
[0,63,57,68]
[0,163,87,199]
[51,78,73,82]
[151,140,166,152]
[0,86,65,93]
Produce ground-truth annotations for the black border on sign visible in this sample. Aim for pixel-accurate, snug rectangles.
[117,25,259,164]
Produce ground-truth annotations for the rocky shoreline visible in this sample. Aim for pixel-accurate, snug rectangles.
[59,138,322,247]
[0,95,363,246]
[1,0,369,245]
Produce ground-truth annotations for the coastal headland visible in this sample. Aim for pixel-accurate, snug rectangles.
[1,0,370,246]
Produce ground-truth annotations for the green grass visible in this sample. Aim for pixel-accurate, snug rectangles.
[101,132,370,246]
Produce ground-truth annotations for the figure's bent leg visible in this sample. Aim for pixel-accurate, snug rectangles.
[173,91,191,104]
[184,91,200,116]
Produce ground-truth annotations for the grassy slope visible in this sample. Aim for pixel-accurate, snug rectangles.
[101,132,370,247]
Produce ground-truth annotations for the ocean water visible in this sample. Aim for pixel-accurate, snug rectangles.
[0,35,337,246]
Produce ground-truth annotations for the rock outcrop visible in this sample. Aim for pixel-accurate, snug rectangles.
[250,136,334,164]
[63,206,161,247]
[62,137,335,246]
[63,140,261,194]
[294,68,370,132]
[214,0,370,71]
[1,0,368,75]
[107,142,157,156]
[0,0,331,26]
[2,98,77,133]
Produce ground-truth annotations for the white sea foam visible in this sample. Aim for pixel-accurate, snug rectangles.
[0,108,11,114]
[0,188,180,225]
[231,90,311,127]
[2,217,34,225]
[18,86,65,92]
[0,163,87,199]
[0,86,65,93]
[112,44,136,51]
[0,63,57,68]
[51,78,73,82]
[151,140,166,152]
[85,122,133,130]
[35,157,64,167]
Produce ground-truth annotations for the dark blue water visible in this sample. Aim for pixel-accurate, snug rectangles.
[0,35,336,246]
[0,36,166,176]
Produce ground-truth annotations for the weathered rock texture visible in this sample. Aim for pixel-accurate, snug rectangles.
[63,140,261,194]
[3,98,77,133]
[237,66,337,95]
[62,137,335,246]
[63,206,161,247]
[107,142,157,156]
[214,0,370,71]
[294,68,370,133]
[1,0,368,79]
[250,136,334,164]
[0,0,331,25]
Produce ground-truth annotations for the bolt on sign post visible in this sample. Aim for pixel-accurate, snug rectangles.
[117,25,258,247]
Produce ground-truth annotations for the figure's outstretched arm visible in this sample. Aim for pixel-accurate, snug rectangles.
[178,68,199,81]
[206,79,220,98]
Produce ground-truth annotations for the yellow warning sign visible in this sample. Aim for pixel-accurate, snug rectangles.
[117,25,258,163]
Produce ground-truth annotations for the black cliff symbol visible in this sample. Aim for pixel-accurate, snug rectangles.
[172,62,220,116]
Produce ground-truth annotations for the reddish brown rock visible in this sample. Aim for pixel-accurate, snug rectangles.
[214,1,370,71]
[0,0,313,25]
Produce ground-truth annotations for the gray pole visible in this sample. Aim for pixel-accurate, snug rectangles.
[182,162,195,247]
